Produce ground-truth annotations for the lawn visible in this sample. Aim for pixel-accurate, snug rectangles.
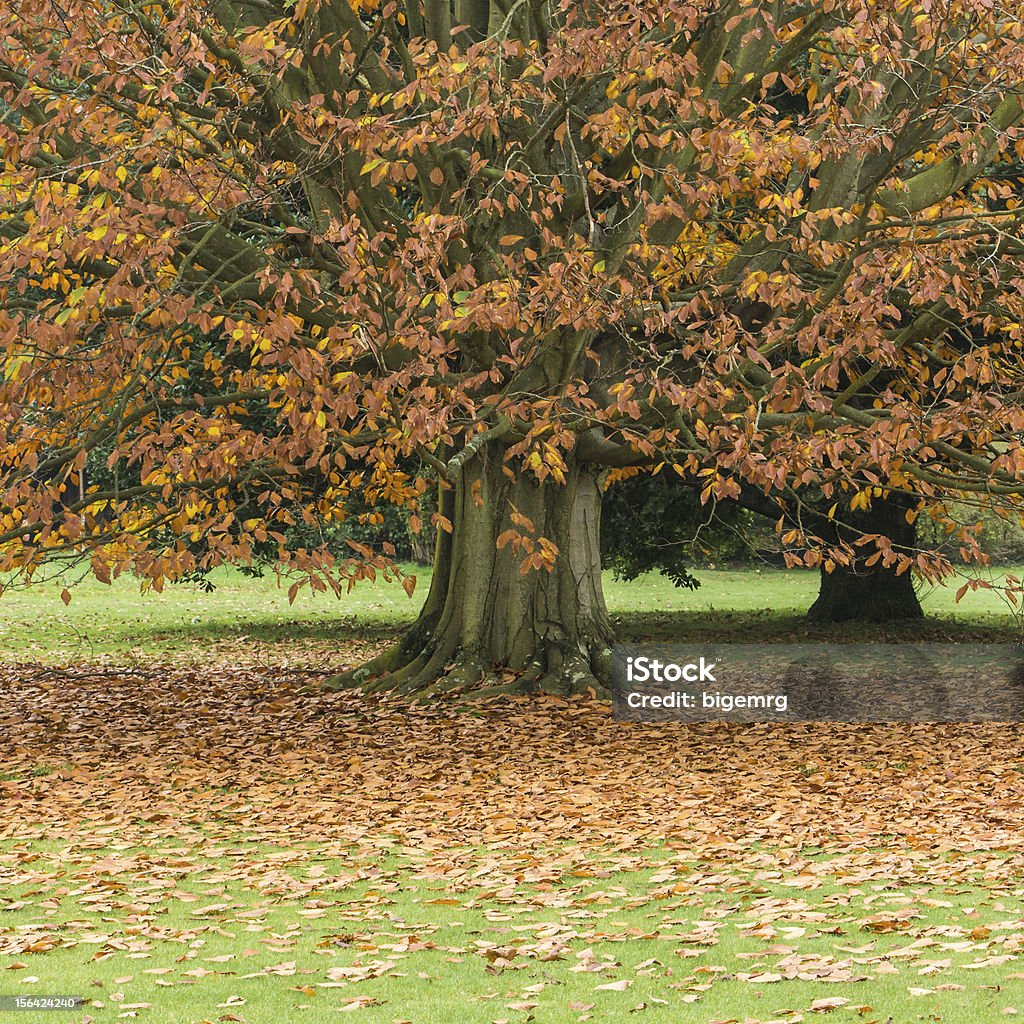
[0,563,1021,666]
[1,566,1023,1023]
[3,834,1023,1023]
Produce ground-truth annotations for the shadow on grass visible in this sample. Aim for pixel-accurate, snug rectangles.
[612,609,1022,644]
[145,609,1022,649]
[144,617,409,645]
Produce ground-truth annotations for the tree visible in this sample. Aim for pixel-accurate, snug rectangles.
[601,471,925,623]
[601,468,755,588]
[3,0,1024,695]
[806,491,923,622]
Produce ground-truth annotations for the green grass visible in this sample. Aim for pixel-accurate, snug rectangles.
[2,838,1023,1024]
[0,563,1022,664]
[0,565,415,664]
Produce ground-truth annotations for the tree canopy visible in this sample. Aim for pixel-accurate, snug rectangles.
[3,0,1024,691]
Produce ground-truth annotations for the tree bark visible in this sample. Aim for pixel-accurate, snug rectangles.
[407,521,435,565]
[807,493,924,622]
[324,448,614,696]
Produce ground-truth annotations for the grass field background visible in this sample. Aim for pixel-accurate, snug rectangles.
[0,562,1022,664]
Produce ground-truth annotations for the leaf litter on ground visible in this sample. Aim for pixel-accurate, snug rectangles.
[0,660,1022,1022]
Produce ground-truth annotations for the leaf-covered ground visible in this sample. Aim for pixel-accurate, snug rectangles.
[2,656,1023,1024]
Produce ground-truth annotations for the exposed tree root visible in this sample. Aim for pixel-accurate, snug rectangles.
[310,643,610,700]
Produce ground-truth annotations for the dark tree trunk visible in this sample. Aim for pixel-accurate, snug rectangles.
[807,493,923,623]
[324,448,614,696]
[407,522,435,566]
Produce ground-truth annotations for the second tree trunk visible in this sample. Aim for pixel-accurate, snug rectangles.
[807,492,923,622]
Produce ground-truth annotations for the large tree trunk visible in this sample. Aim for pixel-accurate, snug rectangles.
[807,493,924,622]
[324,451,614,696]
